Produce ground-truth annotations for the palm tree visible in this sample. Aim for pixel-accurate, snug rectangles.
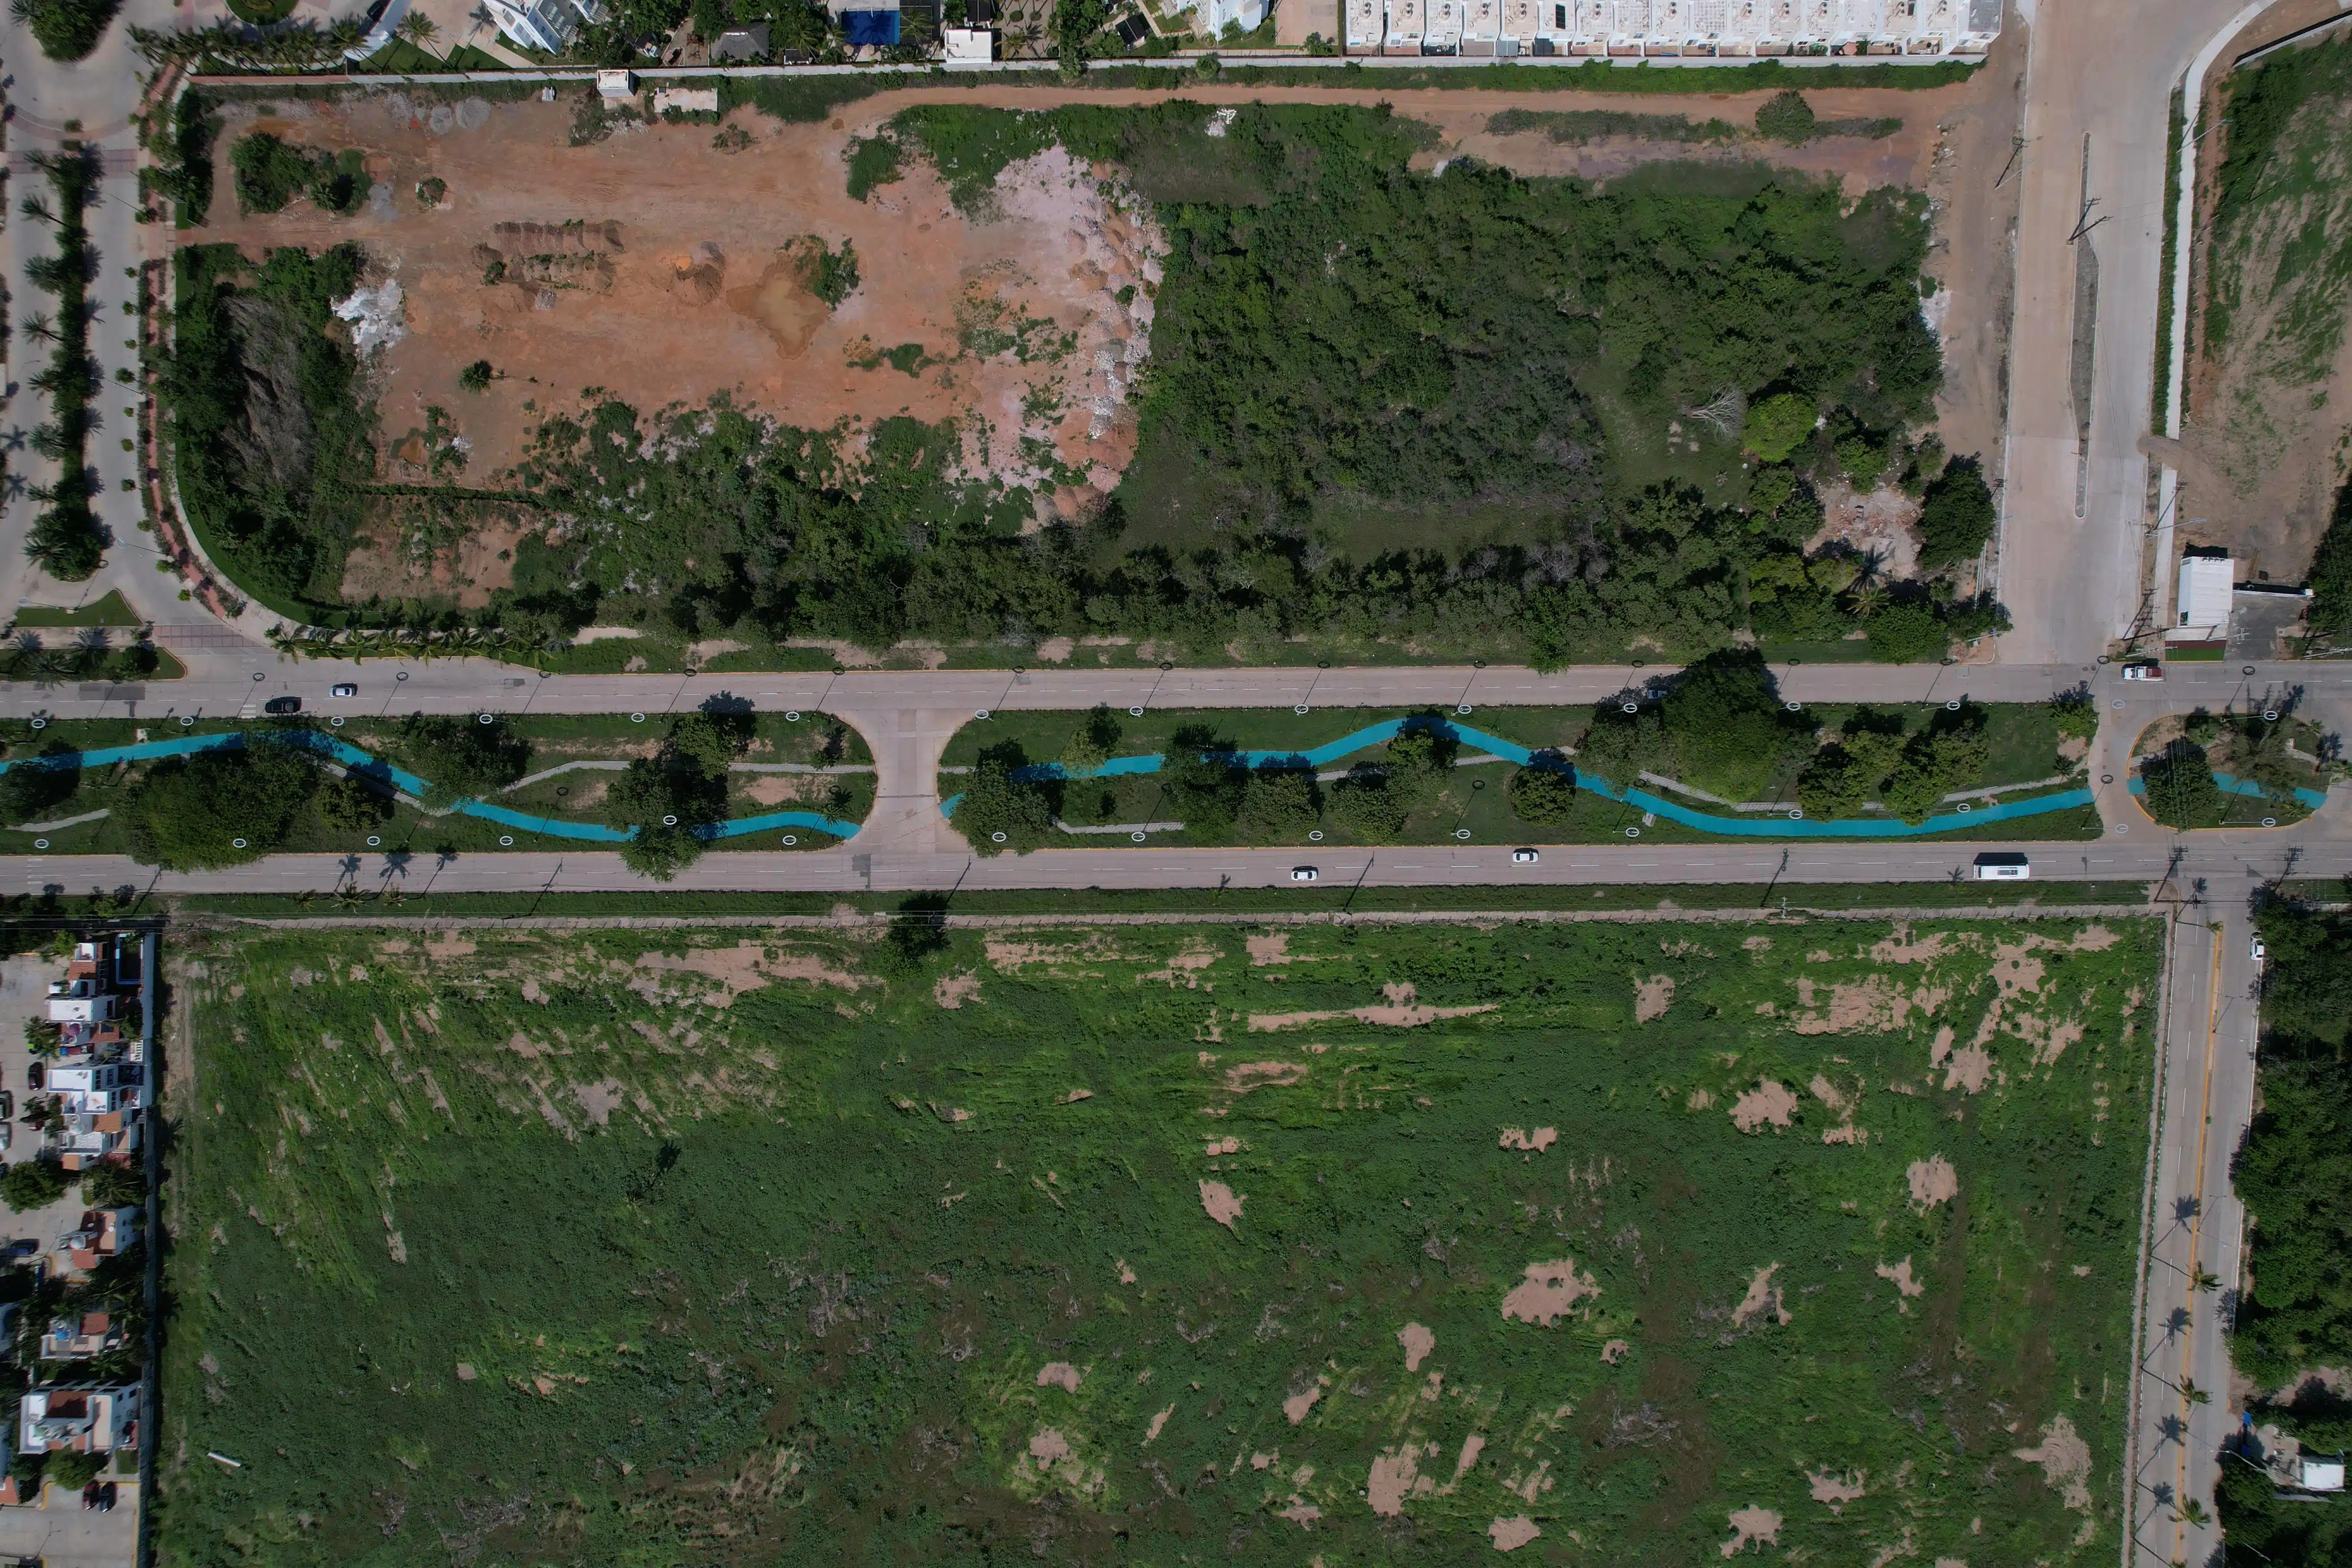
[16,196,54,228]
[20,313,57,346]
[396,10,439,44]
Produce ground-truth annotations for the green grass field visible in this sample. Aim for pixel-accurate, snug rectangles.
[160,915,2157,1565]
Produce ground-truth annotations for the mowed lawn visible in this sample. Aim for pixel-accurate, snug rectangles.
[159,916,2160,1565]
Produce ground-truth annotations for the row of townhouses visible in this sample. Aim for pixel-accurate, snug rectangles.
[0,935,149,1508]
[1343,0,2000,56]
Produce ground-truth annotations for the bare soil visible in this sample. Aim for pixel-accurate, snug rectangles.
[1906,1153,1960,1208]
[1499,1258,1601,1326]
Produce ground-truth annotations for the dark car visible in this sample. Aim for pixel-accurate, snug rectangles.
[1,1238,37,1259]
[263,696,302,715]
[83,1480,114,1511]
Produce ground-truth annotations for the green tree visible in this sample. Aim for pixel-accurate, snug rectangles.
[604,750,728,879]
[1161,727,1243,834]
[229,132,318,215]
[2047,692,2098,746]
[459,358,494,392]
[2310,476,2352,639]
[1506,756,1577,826]
[0,1158,67,1212]
[123,742,317,869]
[1661,648,1799,802]
[1235,765,1318,840]
[1743,392,1817,462]
[1917,457,1996,569]
[81,1162,145,1210]
[1059,705,1123,773]
[1796,746,1871,818]
[952,748,1053,855]
[1384,721,1455,805]
[2233,1038,2352,1385]
[318,773,391,830]
[1571,706,1669,790]
[399,716,530,804]
[0,744,80,825]
[44,1450,102,1489]
[2141,739,2226,830]
[666,708,754,778]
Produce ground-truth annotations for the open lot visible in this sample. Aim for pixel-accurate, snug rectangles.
[160,914,2156,1563]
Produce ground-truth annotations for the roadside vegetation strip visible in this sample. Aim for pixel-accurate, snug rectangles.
[20,148,107,582]
[942,679,2098,850]
[2221,901,2352,1558]
[163,912,2145,1565]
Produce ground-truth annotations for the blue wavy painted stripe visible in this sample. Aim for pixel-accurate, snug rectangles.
[941,715,2104,838]
[0,730,859,842]
[2126,773,2326,809]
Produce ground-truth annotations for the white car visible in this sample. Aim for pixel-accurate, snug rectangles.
[1291,867,1317,883]
[330,683,357,698]
[1512,848,1540,863]
[2121,662,2163,682]
[2250,934,2267,964]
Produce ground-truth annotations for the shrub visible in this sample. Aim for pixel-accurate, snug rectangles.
[1161,728,1243,834]
[2309,476,2352,639]
[1506,757,1577,826]
[844,135,903,201]
[0,744,81,826]
[1861,600,1949,663]
[1059,705,1123,773]
[1835,431,1889,488]
[415,176,447,206]
[2140,739,2225,830]
[228,133,315,215]
[1754,89,1818,143]
[1743,391,1817,462]
[123,742,317,869]
[397,716,529,804]
[10,0,121,59]
[44,1449,102,1490]
[1660,648,1800,802]
[1917,456,1996,569]
[952,748,1053,855]
[2047,692,2098,744]
[1328,766,1408,842]
[7,1451,42,1497]
[317,774,391,830]
[0,1159,67,1213]
[1235,766,1318,840]
[458,359,494,392]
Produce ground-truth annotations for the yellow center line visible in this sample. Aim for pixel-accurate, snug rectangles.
[2172,926,2225,1561]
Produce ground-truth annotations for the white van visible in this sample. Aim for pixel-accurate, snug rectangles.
[1973,853,2031,881]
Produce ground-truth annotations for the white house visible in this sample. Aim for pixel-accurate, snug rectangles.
[942,24,995,59]
[484,0,607,55]
[2172,555,2234,644]
[20,1385,138,1456]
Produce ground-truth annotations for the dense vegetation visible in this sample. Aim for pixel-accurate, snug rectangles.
[163,245,377,616]
[2208,36,2352,365]
[21,150,106,581]
[2135,709,2324,830]
[2308,475,2352,643]
[228,132,370,216]
[142,89,221,228]
[162,916,2154,1565]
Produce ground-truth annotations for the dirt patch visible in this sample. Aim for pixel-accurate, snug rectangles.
[1906,1155,1960,1209]
[1367,1444,1435,1517]
[1036,1362,1083,1393]
[1687,1087,1715,1111]
[1247,1000,1498,1031]
[1220,1060,1305,1094]
[1808,478,1925,583]
[1732,1263,1791,1329]
[1788,974,1947,1034]
[1635,974,1676,1023]
[740,773,835,807]
[1870,926,1956,965]
[1942,1043,1993,1094]
[1142,1404,1172,1444]
[1488,1515,1542,1552]
[1277,1498,1322,1526]
[1500,1259,1601,1327]
[196,96,1168,514]
[626,942,862,1006]
[1140,941,1219,987]
[1730,1079,1798,1133]
[1282,1377,1328,1425]
[2012,1413,2092,1511]
[1497,1126,1557,1153]
[1874,1257,1925,1311]
[338,506,527,609]
[1809,1467,1867,1513]
[2016,1013,2086,1067]
[1246,932,1307,965]
[932,971,981,1009]
[1602,1338,1629,1364]
[1198,1179,1244,1229]
[1027,1428,1071,1467]
[570,1077,626,1125]
[1719,1506,1783,1557]
[1396,1322,1435,1372]
[984,934,1123,972]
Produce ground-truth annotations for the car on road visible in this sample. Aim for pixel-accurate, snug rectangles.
[1973,852,2031,881]
[2121,662,2164,681]
[262,696,302,714]
[330,682,358,698]
[1512,848,1540,863]
[2250,934,2267,964]
[1290,867,1317,882]
[1,1238,37,1260]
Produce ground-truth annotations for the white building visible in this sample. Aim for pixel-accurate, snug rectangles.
[2302,1457,2347,1493]
[2172,554,2234,644]
[942,24,995,59]
[20,1385,138,1456]
[483,0,607,55]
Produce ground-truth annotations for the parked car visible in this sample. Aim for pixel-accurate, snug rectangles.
[330,682,357,698]
[82,1480,113,1511]
[1512,848,1540,864]
[0,1090,16,1120]
[2121,662,2164,682]
[24,1062,41,1091]
[1290,867,1317,883]
[2,1237,38,1259]
[2251,934,2267,964]
[1973,852,2031,881]
[263,696,302,714]
[0,1124,14,1153]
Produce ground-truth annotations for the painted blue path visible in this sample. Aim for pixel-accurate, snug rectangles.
[939,713,2306,840]
[0,730,862,842]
